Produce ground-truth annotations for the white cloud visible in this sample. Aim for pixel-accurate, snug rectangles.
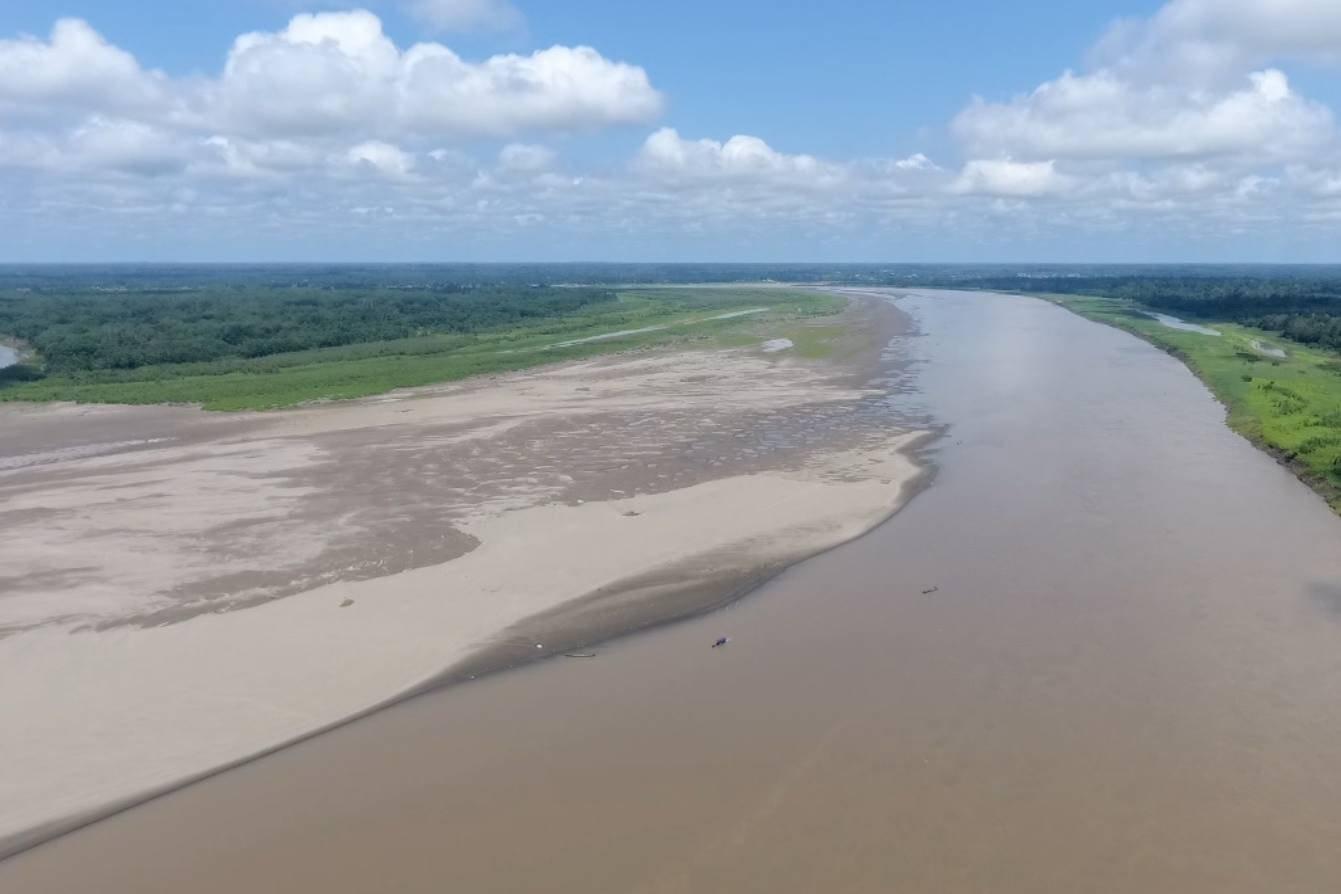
[1122,0,1341,70]
[1,3,1340,259]
[892,153,938,172]
[955,0,1341,177]
[951,159,1073,197]
[498,143,556,173]
[346,141,416,179]
[395,44,662,137]
[942,0,1341,237]
[407,0,523,32]
[218,12,399,137]
[954,67,1332,161]
[202,136,323,179]
[0,12,662,150]
[68,118,195,176]
[214,11,662,139]
[0,18,166,115]
[0,11,672,239]
[0,118,198,177]
[637,128,844,186]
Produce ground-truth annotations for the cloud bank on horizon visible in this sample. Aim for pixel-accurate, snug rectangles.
[0,0,1338,261]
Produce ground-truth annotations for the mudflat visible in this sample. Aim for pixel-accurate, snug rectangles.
[0,294,926,855]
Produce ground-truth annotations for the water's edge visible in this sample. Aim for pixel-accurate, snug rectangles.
[1039,293,1341,514]
[0,294,938,863]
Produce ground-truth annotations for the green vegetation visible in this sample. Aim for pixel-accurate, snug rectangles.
[0,286,844,410]
[781,324,848,359]
[893,265,1341,515]
[0,284,619,373]
[975,274,1341,354]
[13,261,1341,512]
[1044,294,1341,512]
[711,314,850,360]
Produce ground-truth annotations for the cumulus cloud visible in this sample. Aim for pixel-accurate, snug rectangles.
[395,44,662,137]
[215,11,662,139]
[1103,0,1341,73]
[407,0,523,32]
[637,128,844,186]
[0,11,661,149]
[942,0,1341,242]
[950,159,1073,197]
[67,118,195,176]
[955,0,1341,175]
[346,141,416,179]
[1,2,1340,259]
[954,67,1332,161]
[0,18,167,116]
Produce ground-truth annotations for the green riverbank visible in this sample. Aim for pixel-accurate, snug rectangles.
[0,287,844,411]
[1044,294,1341,513]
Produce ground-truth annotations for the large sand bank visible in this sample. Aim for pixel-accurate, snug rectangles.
[0,300,926,856]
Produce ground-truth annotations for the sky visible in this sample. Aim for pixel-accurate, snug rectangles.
[1,0,1339,262]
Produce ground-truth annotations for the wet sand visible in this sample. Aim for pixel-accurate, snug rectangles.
[6,289,1341,891]
[0,295,925,855]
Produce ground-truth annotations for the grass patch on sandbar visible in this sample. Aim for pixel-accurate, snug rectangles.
[0,287,844,411]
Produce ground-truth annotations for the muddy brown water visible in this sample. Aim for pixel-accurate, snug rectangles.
[7,289,1341,892]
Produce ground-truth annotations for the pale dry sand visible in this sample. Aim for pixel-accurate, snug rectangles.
[0,303,924,854]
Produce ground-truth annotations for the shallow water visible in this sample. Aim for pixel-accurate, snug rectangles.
[0,346,16,369]
[7,289,1341,892]
[1146,311,1222,336]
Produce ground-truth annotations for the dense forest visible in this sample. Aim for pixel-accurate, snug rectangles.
[6,264,1341,380]
[920,273,1341,352]
[0,284,614,375]
[4,262,1336,290]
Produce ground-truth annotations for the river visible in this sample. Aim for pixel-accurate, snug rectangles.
[6,289,1341,892]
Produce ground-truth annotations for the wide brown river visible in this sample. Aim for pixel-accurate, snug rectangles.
[7,289,1341,892]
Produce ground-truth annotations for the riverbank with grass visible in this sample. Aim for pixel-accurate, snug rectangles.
[0,286,844,410]
[1043,294,1341,513]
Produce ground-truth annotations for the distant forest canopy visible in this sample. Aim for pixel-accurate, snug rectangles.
[0,284,615,374]
[905,271,1341,353]
[5,263,1341,374]
[4,262,1341,290]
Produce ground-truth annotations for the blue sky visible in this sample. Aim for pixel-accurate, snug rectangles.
[0,0,1338,262]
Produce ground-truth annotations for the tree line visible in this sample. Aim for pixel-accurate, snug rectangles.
[0,285,615,375]
[941,275,1341,353]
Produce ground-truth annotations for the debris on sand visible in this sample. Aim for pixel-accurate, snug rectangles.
[712,636,730,648]
[564,652,597,659]
[339,598,355,608]
[921,586,939,595]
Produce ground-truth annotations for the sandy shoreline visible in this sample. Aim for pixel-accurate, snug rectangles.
[0,293,928,858]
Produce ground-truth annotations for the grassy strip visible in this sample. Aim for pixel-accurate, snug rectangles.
[0,287,845,411]
[1042,294,1341,513]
